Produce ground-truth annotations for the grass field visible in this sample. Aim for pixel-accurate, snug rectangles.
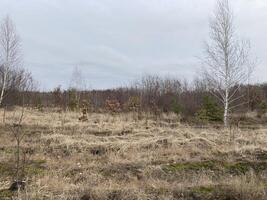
[0,108,267,199]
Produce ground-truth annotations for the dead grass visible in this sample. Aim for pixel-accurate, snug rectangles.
[0,108,267,199]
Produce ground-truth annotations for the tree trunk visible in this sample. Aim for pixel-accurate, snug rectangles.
[224,89,229,127]
[0,72,7,106]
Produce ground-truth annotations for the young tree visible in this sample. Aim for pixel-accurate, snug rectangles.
[203,0,254,127]
[69,66,86,110]
[197,96,223,123]
[0,16,21,106]
[257,101,267,118]
[70,66,85,91]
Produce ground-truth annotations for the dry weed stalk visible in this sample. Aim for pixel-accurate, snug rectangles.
[8,107,27,195]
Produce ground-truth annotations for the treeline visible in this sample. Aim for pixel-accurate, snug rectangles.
[2,75,267,122]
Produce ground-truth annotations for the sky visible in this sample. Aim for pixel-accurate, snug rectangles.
[0,0,266,90]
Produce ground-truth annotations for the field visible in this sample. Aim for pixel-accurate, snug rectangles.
[1,108,267,200]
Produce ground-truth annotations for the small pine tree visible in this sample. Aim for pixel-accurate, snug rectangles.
[257,101,267,118]
[197,96,223,122]
[171,98,182,116]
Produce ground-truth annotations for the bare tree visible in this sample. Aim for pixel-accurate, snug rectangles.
[8,107,27,195]
[70,66,85,91]
[0,16,21,106]
[203,0,254,127]
[69,66,86,109]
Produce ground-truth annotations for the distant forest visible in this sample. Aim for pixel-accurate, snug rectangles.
[2,75,267,123]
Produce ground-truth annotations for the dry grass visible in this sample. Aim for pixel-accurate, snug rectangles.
[0,108,267,199]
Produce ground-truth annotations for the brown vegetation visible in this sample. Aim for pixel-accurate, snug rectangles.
[0,108,267,199]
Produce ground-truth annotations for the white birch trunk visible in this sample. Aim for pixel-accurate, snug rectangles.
[0,71,7,106]
[224,89,229,127]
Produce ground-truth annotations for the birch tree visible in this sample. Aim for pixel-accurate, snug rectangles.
[0,16,21,105]
[70,66,85,92]
[69,66,86,110]
[203,0,254,127]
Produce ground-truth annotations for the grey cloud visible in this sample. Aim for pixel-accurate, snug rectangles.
[0,0,266,89]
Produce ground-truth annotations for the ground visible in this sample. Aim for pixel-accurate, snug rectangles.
[0,108,267,199]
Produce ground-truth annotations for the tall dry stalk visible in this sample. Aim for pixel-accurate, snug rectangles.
[9,107,26,194]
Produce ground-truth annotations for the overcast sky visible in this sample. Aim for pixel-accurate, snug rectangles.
[0,0,266,90]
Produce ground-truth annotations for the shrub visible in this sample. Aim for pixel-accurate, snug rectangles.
[171,98,182,116]
[35,96,43,112]
[257,101,267,118]
[68,89,78,111]
[105,99,121,114]
[197,96,223,122]
[127,96,141,112]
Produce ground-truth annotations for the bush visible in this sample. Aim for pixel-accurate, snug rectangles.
[197,96,223,122]
[68,89,78,111]
[35,96,43,112]
[257,101,267,118]
[127,96,141,112]
[171,98,182,116]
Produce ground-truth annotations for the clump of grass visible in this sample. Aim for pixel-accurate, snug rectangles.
[253,149,267,161]
[0,162,14,177]
[186,186,215,200]
[0,159,46,178]
[224,161,267,175]
[164,161,267,175]
[164,161,219,173]
[24,160,46,176]
[191,186,214,194]
[0,189,13,199]
[0,147,14,154]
